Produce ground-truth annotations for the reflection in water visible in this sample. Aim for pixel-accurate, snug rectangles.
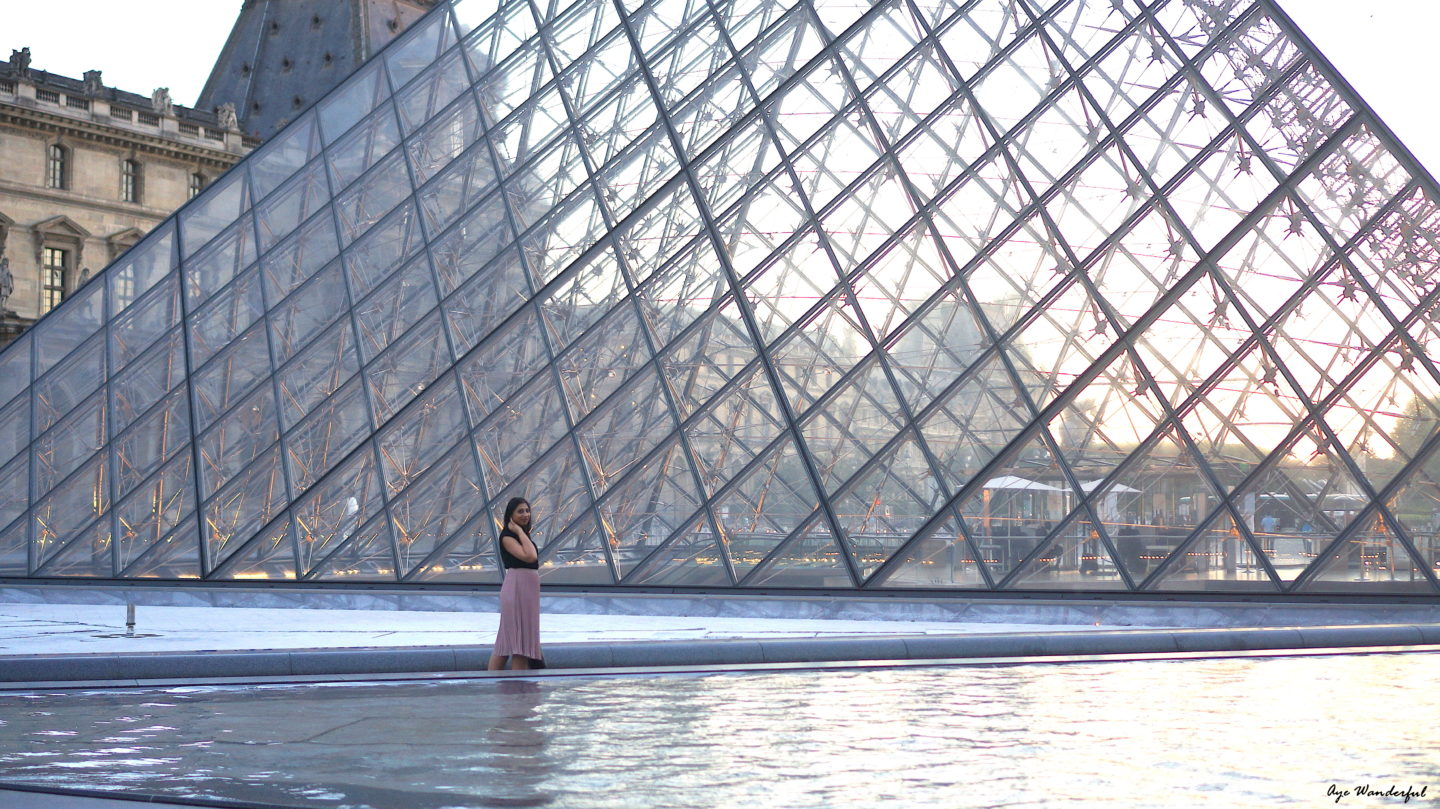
[1,654,1438,808]
[482,679,552,807]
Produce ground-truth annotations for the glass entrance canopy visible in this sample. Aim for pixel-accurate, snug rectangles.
[4,0,1440,595]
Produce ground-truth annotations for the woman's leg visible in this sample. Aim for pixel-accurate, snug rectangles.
[487,653,508,671]
[511,655,531,670]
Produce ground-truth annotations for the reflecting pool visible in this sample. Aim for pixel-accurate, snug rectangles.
[2,654,1438,808]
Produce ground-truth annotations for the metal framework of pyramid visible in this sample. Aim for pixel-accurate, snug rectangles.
[4,0,1440,594]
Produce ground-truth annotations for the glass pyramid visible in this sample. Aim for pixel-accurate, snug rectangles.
[4,0,1440,594]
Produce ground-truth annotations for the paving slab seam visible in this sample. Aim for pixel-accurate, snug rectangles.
[3,624,1438,685]
[3,643,1440,693]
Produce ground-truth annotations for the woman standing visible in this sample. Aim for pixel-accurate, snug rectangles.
[488,497,544,670]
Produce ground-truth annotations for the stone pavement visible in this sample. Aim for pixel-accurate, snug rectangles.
[1,586,1438,685]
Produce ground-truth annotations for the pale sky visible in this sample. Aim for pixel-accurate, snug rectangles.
[2,0,1438,177]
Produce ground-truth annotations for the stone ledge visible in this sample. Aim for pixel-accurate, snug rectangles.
[3,624,1436,684]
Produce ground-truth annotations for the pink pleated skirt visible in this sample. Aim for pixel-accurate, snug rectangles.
[493,568,542,661]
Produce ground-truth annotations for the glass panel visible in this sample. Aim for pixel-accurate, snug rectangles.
[1228,434,1371,584]
[417,144,501,238]
[33,391,105,495]
[0,454,29,542]
[475,374,571,498]
[1298,510,1435,595]
[456,308,548,424]
[35,516,113,578]
[111,275,181,371]
[536,248,629,351]
[255,162,332,252]
[622,515,732,587]
[212,517,297,580]
[389,447,485,577]
[114,387,189,497]
[429,202,514,298]
[354,255,441,363]
[268,260,348,364]
[262,212,343,305]
[123,517,201,579]
[187,253,263,366]
[0,504,27,576]
[594,129,680,222]
[887,291,989,413]
[34,334,104,434]
[544,0,620,71]
[202,445,288,572]
[109,335,188,443]
[443,249,530,355]
[745,517,852,588]
[192,320,272,432]
[289,448,384,576]
[450,0,503,36]
[1297,125,1406,247]
[830,436,940,580]
[575,372,676,496]
[659,305,757,417]
[407,507,502,583]
[336,151,414,244]
[876,510,986,589]
[682,364,785,496]
[365,312,451,423]
[633,240,726,349]
[0,332,32,410]
[32,454,108,570]
[328,105,404,193]
[376,375,467,496]
[555,301,651,421]
[0,391,28,469]
[595,438,702,578]
[1006,510,1128,591]
[473,41,552,123]
[1149,509,1280,593]
[36,278,104,376]
[536,513,616,584]
[343,201,424,298]
[308,515,399,581]
[713,437,819,578]
[765,301,871,415]
[277,320,361,430]
[490,442,594,553]
[180,170,248,258]
[197,386,279,497]
[108,223,176,316]
[115,453,195,574]
[396,49,472,134]
[515,189,606,275]
[385,10,453,89]
[249,113,320,201]
[799,359,905,494]
[284,379,370,495]
[954,433,1073,585]
[318,62,389,144]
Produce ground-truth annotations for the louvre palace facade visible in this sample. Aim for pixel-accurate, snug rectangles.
[2,0,1439,597]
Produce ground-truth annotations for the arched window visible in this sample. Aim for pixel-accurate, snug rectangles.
[121,159,141,203]
[189,172,205,200]
[47,144,66,189]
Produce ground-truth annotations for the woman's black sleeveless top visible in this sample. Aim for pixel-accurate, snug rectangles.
[499,528,538,570]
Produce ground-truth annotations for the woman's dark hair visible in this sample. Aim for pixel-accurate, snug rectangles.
[503,497,532,530]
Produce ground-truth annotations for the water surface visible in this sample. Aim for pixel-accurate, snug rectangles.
[2,654,1437,808]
